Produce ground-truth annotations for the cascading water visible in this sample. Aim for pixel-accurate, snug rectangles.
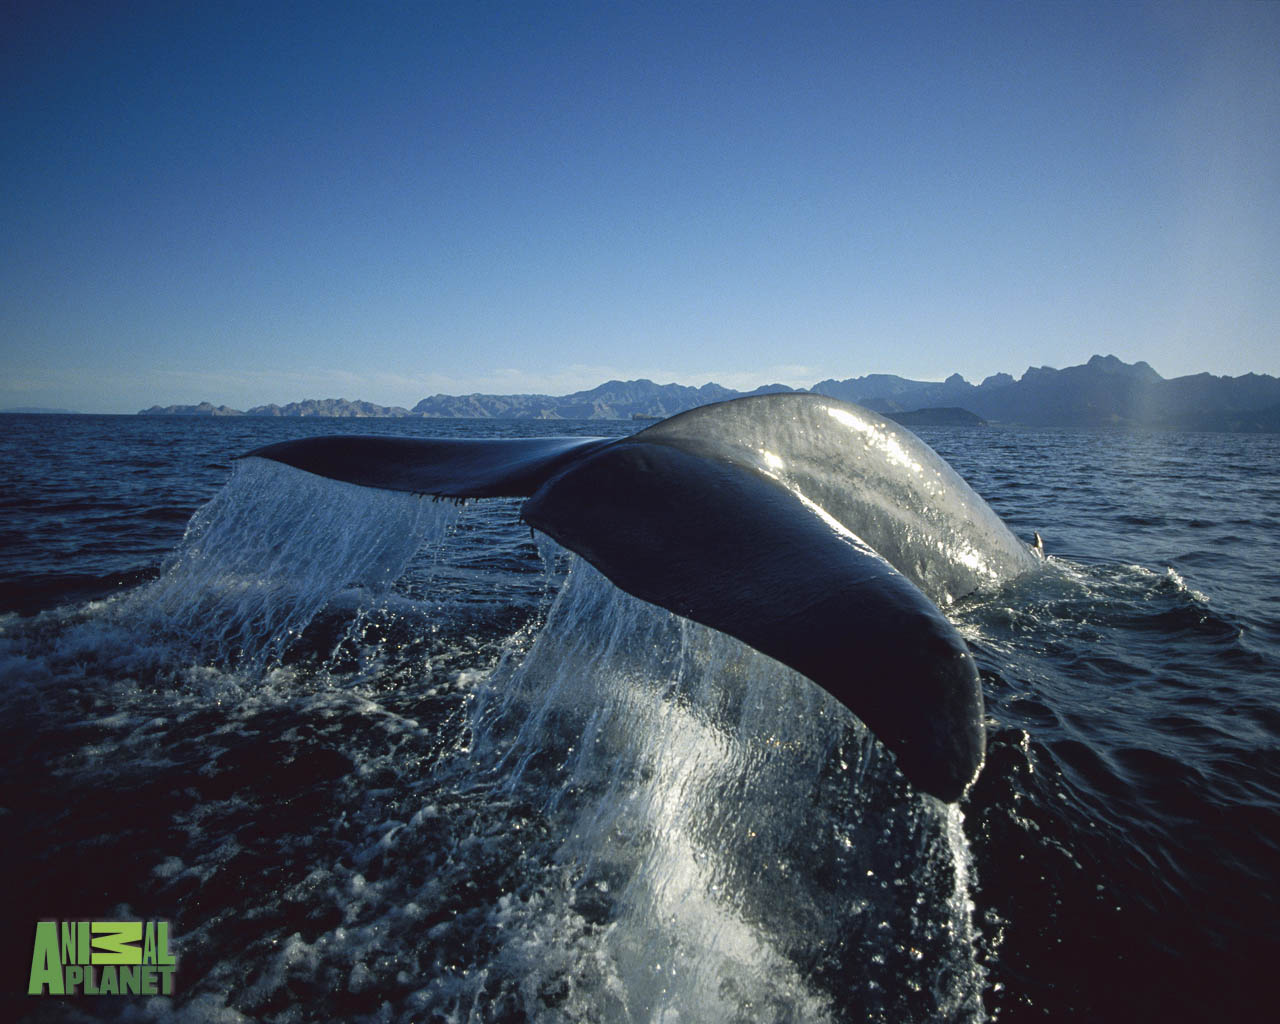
[111,459,463,673]
[458,557,988,1022]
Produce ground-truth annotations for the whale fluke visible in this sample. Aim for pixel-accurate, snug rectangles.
[241,394,1035,801]
[242,434,611,498]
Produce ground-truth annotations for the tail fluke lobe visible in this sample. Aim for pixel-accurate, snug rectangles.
[241,435,611,498]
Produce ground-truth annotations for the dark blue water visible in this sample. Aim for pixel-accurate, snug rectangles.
[1,413,1277,1022]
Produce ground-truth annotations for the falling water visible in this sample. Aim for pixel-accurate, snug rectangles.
[459,557,988,1022]
[113,458,463,671]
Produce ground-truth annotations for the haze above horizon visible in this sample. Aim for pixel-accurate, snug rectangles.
[4,1,1278,414]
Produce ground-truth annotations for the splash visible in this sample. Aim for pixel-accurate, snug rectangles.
[115,458,462,671]
[22,453,990,1021]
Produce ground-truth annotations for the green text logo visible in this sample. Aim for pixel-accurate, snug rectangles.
[28,921,176,996]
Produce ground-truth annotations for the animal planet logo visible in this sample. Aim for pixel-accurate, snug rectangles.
[28,921,176,996]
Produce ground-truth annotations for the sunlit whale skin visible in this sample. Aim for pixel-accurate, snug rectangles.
[242,394,1038,802]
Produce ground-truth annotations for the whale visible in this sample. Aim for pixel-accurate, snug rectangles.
[242,393,1040,802]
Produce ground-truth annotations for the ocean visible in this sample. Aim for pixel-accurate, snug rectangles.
[1,412,1277,1023]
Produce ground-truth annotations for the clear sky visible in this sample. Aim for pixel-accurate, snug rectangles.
[3,1,1278,413]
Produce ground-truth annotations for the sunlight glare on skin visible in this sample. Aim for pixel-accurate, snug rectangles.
[825,405,926,480]
[821,404,999,592]
[758,449,785,473]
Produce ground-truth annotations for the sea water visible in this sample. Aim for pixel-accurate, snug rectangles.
[1,413,1277,1022]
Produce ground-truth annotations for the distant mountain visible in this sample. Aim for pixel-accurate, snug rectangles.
[138,398,411,417]
[812,371,998,411]
[811,355,1280,430]
[410,380,797,419]
[139,401,243,416]
[135,356,1280,431]
[246,398,412,417]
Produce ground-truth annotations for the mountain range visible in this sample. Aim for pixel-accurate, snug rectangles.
[137,355,1280,432]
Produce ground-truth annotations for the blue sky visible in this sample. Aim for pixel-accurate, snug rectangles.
[3,1,1278,413]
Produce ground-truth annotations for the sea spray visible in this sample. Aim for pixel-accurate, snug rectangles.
[113,459,461,672]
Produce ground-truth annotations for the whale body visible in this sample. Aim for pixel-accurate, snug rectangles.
[242,394,1039,802]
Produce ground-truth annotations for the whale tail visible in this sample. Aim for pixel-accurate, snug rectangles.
[240,394,1031,801]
